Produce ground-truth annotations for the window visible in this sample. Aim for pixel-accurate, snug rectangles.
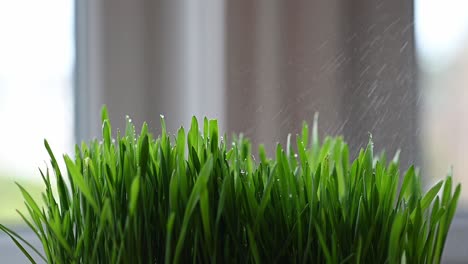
[0,0,74,260]
[416,0,468,203]
[416,0,468,261]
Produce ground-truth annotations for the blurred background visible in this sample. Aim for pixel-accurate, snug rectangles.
[0,0,467,262]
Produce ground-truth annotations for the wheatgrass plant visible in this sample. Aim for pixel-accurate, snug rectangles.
[0,107,461,263]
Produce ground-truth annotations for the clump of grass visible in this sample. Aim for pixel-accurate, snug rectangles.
[0,107,461,263]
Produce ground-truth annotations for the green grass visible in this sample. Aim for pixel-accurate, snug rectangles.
[0,107,461,263]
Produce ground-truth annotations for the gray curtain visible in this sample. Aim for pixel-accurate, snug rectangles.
[76,0,417,167]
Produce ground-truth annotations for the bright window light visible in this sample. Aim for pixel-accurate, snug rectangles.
[0,1,74,181]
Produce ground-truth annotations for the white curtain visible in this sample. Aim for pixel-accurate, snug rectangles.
[76,0,225,139]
